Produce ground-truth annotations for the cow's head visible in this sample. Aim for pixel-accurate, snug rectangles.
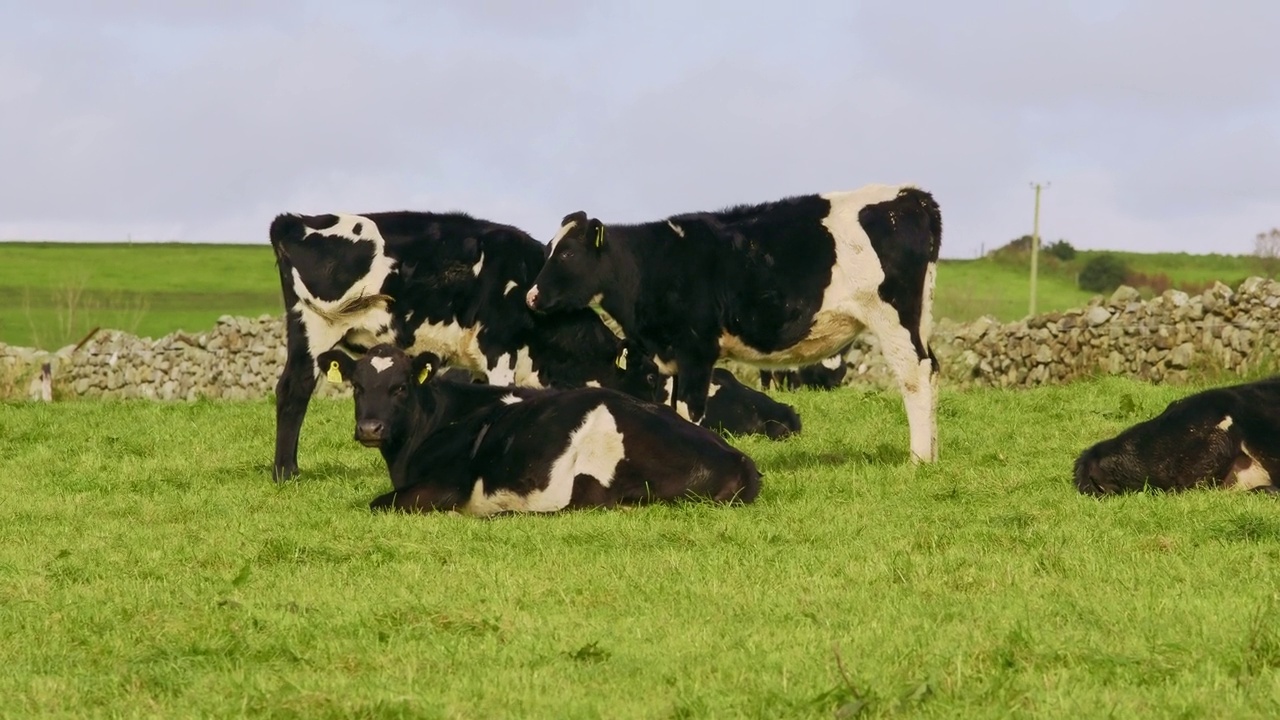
[1073,405,1233,496]
[526,211,607,314]
[315,345,442,448]
[1072,435,1153,496]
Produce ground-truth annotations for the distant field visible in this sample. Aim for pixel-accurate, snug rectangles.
[2,241,1275,348]
[0,243,283,348]
[2,378,1279,716]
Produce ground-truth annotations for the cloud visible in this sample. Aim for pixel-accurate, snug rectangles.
[0,1,1277,258]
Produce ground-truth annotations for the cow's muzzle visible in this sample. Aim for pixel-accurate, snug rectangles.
[356,420,387,448]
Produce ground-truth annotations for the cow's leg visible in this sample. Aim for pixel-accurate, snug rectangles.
[863,301,938,464]
[672,349,716,424]
[273,318,319,482]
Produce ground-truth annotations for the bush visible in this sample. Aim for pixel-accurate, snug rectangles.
[1078,254,1130,293]
[1046,240,1076,261]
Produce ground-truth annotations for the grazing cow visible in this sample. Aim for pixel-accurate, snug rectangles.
[315,345,761,514]
[526,184,942,462]
[268,210,667,481]
[760,347,851,392]
[1073,377,1280,495]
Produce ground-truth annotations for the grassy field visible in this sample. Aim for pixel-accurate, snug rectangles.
[0,243,282,349]
[2,241,1276,349]
[2,378,1279,717]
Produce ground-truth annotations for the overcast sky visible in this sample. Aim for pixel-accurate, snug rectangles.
[2,1,1277,258]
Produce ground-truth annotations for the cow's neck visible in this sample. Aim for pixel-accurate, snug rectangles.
[596,228,644,335]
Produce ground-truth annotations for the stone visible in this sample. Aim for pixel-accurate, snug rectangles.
[1085,306,1112,326]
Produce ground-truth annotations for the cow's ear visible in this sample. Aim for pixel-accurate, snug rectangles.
[315,350,355,384]
[411,352,441,385]
[588,218,606,249]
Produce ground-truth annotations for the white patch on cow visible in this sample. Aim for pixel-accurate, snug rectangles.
[288,213,400,362]
[1226,443,1272,491]
[408,318,486,375]
[525,286,539,308]
[653,356,679,375]
[716,184,937,462]
[585,380,601,388]
[504,280,518,296]
[1216,416,1234,431]
[548,219,577,253]
[484,346,540,388]
[463,403,626,516]
[659,376,718,421]
[666,220,685,237]
[472,252,485,277]
[500,394,523,405]
[369,356,394,374]
[820,355,844,370]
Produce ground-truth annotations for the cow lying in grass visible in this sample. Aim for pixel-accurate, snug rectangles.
[618,346,801,440]
[1073,377,1279,495]
[316,344,762,514]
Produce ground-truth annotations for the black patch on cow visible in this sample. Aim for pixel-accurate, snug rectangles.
[696,194,837,352]
[858,188,942,359]
[276,221,377,303]
[352,222,363,236]
[302,214,341,231]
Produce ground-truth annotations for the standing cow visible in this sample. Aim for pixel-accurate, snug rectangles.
[315,345,762,514]
[267,210,798,481]
[1073,377,1279,495]
[526,184,942,463]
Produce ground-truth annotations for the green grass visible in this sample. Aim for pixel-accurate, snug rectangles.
[3,241,1276,348]
[3,378,1279,717]
[0,243,282,348]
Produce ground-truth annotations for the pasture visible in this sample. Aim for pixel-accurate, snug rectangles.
[3,377,1278,718]
[3,241,1274,349]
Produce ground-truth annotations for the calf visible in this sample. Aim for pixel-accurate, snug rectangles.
[315,345,761,514]
[1073,377,1280,495]
[526,184,942,462]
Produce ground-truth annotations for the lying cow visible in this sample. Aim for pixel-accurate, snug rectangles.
[618,346,801,440]
[1073,377,1279,495]
[760,351,851,392]
[268,209,796,481]
[315,344,763,514]
[526,184,942,463]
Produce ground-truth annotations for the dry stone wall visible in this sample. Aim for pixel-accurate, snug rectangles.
[3,277,1279,402]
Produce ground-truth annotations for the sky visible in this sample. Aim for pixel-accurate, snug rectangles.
[1,0,1277,259]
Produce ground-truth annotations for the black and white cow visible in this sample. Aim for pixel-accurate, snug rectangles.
[1073,377,1280,496]
[526,184,942,462]
[618,346,801,440]
[268,210,796,480]
[315,345,762,514]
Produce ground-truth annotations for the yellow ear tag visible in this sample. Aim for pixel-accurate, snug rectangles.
[594,225,604,248]
[615,348,627,370]
[325,360,343,384]
[417,364,432,384]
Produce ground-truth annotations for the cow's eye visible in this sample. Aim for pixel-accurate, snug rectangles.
[392,384,407,395]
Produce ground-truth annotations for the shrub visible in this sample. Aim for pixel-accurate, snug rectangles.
[1078,254,1129,293]
[1046,240,1076,261]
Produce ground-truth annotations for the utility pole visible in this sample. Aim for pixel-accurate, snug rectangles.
[1028,181,1049,317]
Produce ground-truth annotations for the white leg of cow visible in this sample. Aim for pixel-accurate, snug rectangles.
[865,305,937,464]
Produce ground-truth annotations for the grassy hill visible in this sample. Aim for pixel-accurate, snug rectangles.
[2,241,1276,349]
